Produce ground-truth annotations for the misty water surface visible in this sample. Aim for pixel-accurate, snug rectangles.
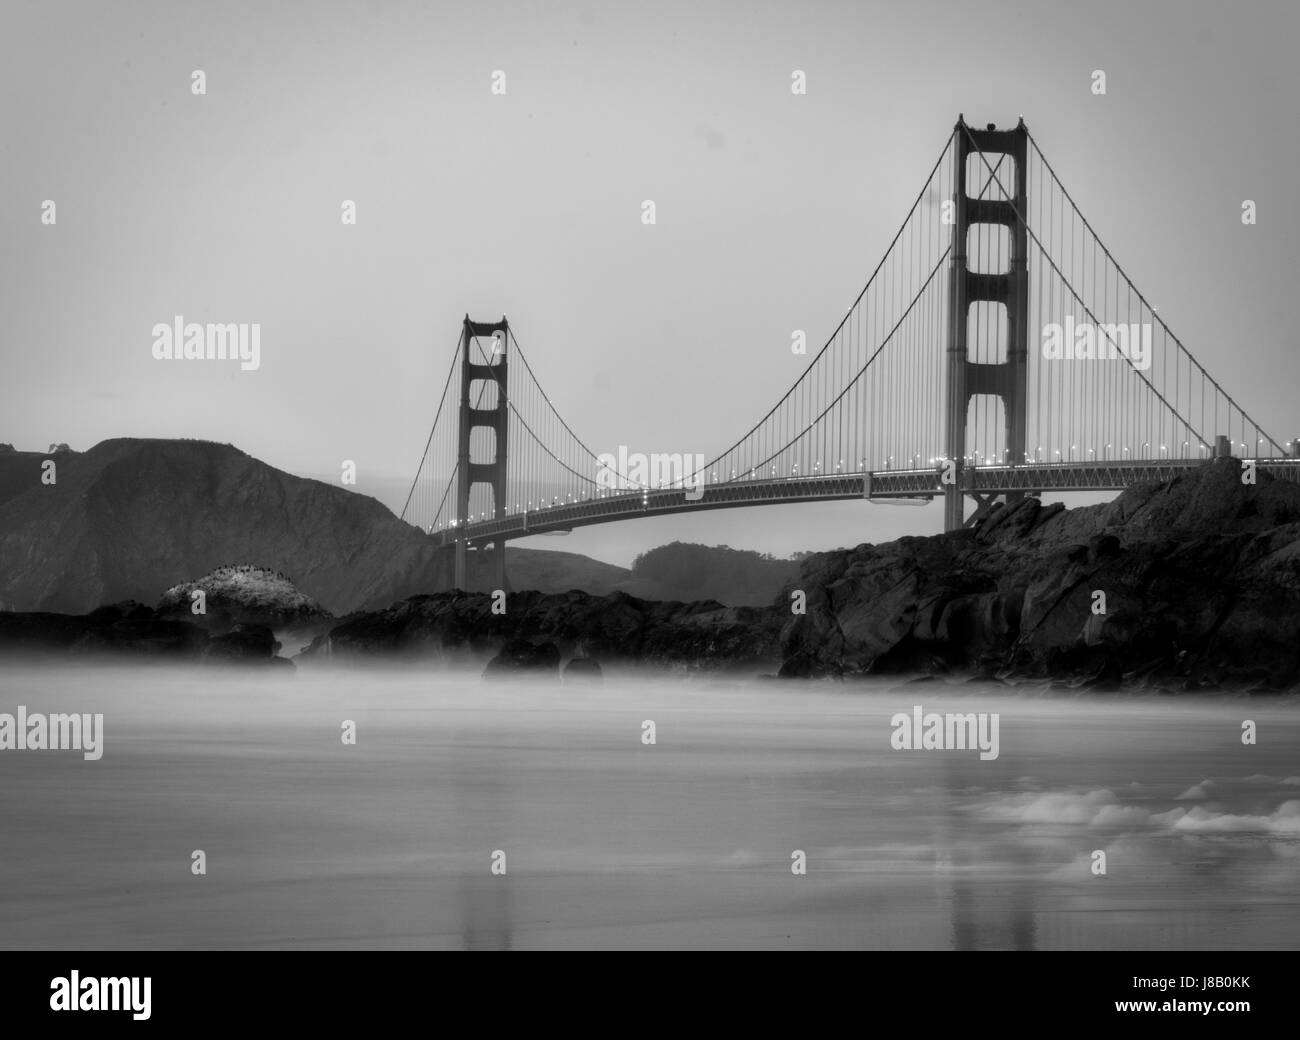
[0,664,1296,950]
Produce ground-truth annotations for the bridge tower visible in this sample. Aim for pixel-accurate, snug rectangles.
[454,315,509,591]
[944,116,1029,531]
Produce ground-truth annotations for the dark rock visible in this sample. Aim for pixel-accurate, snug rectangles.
[779,462,1300,692]
[563,656,603,680]
[484,638,561,678]
[0,602,209,659]
[301,587,783,672]
[202,623,283,664]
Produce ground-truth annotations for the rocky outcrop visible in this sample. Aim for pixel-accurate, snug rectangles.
[564,656,603,681]
[202,623,288,666]
[781,458,1300,690]
[483,639,562,678]
[0,601,288,665]
[158,565,332,631]
[300,589,783,671]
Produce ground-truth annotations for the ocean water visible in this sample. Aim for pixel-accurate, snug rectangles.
[0,664,1296,950]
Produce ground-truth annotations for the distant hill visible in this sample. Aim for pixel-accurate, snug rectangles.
[617,541,805,606]
[0,439,628,614]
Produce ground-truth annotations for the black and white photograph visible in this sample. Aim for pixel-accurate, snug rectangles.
[0,0,1295,1020]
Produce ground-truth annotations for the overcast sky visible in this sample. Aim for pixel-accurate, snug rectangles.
[2,0,1296,566]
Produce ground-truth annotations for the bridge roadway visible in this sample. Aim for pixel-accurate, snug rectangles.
[427,458,1300,549]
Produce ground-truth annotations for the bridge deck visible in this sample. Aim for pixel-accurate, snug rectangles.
[426,458,1300,548]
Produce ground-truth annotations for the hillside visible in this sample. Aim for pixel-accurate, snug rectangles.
[0,439,627,614]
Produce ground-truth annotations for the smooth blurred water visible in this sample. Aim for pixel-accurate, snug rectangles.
[0,664,1296,950]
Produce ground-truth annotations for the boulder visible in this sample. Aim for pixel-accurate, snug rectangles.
[483,638,561,678]
[563,656,603,681]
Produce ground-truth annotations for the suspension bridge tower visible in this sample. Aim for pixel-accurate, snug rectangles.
[945,116,1029,531]
[454,314,510,590]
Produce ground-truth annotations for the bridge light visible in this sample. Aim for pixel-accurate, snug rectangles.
[1142,442,1150,455]
[1123,446,1130,457]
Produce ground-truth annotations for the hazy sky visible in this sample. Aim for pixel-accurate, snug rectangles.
[3,0,1297,566]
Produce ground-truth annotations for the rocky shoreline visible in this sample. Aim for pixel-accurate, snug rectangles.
[1,459,1298,691]
[299,589,782,675]
[782,456,1300,691]
[0,601,291,667]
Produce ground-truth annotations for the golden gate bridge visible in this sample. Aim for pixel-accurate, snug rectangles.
[398,117,1299,587]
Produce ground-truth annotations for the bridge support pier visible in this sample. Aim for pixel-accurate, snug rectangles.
[451,541,509,594]
[944,116,1029,532]
[492,540,507,593]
